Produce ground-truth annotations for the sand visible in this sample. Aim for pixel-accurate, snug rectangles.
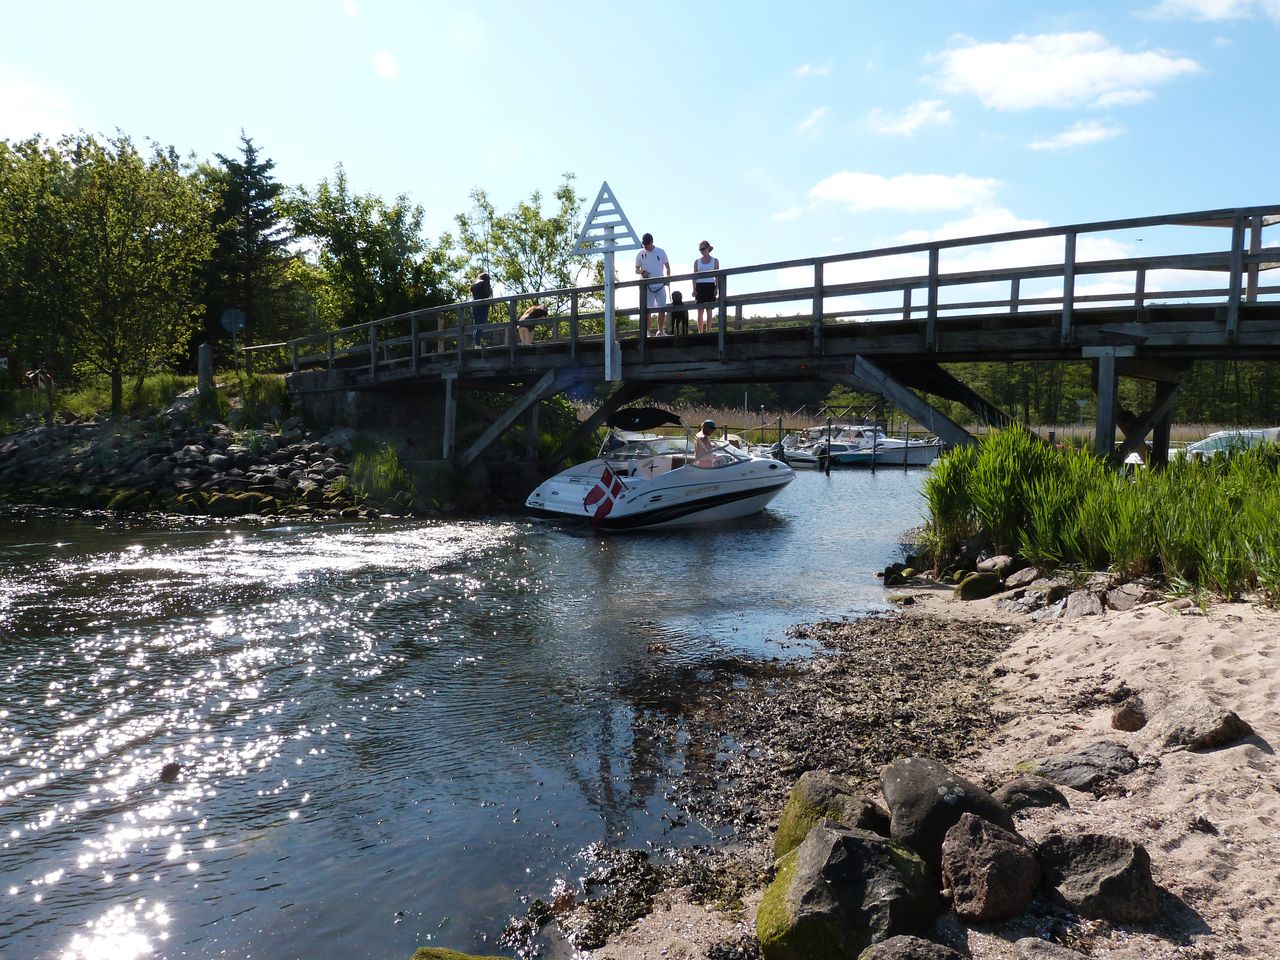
[588,591,1280,959]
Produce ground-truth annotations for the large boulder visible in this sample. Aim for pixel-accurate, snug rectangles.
[1148,700,1254,752]
[775,771,891,859]
[954,572,1003,601]
[757,822,940,960]
[1036,832,1160,924]
[992,775,1069,815]
[941,813,1041,923]
[857,935,964,959]
[880,758,1015,878]
[1033,741,1137,792]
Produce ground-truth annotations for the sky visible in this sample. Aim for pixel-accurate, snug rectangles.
[1,0,1277,296]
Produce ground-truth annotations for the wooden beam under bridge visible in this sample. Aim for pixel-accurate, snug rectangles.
[822,357,975,448]
[456,369,584,470]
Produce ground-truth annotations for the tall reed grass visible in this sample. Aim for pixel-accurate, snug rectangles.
[922,429,1280,599]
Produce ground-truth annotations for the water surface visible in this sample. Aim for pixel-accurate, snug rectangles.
[0,469,928,959]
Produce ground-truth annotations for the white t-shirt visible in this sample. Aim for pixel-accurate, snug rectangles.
[635,246,669,288]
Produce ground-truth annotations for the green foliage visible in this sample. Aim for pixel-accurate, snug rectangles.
[349,441,415,503]
[235,373,289,425]
[285,165,456,327]
[924,428,1280,599]
[452,173,602,317]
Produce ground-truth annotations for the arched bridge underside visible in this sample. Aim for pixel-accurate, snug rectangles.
[275,205,1280,469]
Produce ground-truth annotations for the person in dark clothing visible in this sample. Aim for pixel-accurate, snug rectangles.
[470,272,492,345]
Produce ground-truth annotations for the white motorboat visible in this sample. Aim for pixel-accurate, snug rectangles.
[526,407,795,530]
[789,424,942,468]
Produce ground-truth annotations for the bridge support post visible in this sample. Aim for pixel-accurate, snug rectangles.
[1084,346,1131,458]
[824,358,974,449]
[442,373,457,460]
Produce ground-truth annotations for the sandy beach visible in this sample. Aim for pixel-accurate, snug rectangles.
[582,589,1280,960]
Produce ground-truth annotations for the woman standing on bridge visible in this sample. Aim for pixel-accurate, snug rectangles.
[693,241,719,334]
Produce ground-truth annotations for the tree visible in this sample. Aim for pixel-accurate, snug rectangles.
[0,137,76,378]
[285,165,455,327]
[453,173,602,316]
[56,134,215,415]
[198,132,299,358]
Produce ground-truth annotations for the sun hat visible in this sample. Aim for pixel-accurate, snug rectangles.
[701,419,716,432]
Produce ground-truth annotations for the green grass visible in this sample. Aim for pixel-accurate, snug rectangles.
[922,428,1280,601]
[348,440,415,504]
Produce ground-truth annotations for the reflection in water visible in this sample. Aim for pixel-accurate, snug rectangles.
[0,470,927,959]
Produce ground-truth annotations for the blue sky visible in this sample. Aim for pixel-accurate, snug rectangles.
[1,0,1276,287]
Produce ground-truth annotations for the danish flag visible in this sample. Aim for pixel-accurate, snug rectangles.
[583,464,625,520]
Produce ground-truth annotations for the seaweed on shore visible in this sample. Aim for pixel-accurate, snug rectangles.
[504,610,1021,956]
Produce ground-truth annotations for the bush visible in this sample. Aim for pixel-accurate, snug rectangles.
[922,427,1280,599]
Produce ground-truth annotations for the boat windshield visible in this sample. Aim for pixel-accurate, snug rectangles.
[600,432,690,463]
[689,439,752,470]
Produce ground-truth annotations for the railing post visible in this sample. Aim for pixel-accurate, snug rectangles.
[1227,213,1245,339]
[639,292,648,365]
[570,291,579,362]
[902,285,912,321]
[327,333,335,371]
[812,261,824,355]
[1009,277,1020,315]
[369,323,378,376]
[1247,214,1263,303]
[411,315,419,372]
[508,298,518,366]
[456,305,466,368]
[1060,230,1077,344]
[926,247,939,350]
[717,281,727,362]
[1135,268,1146,313]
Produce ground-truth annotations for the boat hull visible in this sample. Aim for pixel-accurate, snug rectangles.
[526,459,794,530]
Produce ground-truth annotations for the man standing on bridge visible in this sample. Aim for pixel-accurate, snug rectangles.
[635,232,670,336]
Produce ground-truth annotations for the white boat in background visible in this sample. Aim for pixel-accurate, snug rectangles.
[526,407,795,530]
[783,424,942,468]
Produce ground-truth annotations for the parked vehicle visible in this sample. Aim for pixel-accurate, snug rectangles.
[1178,428,1280,460]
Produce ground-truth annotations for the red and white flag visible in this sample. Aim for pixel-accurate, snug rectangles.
[583,464,625,520]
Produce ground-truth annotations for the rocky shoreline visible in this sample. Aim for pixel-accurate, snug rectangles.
[0,402,397,520]
[476,584,1277,960]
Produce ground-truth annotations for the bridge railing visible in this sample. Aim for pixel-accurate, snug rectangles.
[251,204,1280,377]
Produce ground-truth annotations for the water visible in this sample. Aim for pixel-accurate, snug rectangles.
[0,469,928,959]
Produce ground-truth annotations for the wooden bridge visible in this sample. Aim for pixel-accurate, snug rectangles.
[262,204,1280,469]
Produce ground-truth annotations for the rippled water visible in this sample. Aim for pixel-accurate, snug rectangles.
[0,469,928,959]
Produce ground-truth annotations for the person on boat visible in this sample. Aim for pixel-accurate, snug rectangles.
[694,419,718,461]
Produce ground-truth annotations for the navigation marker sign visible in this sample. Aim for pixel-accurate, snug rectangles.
[574,182,640,381]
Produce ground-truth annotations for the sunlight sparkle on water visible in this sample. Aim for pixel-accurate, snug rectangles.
[63,900,170,960]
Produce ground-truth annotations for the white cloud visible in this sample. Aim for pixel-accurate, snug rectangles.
[1028,119,1126,150]
[932,32,1200,110]
[810,172,1001,212]
[344,1,359,16]
[0,68,77,141]
[867,99,952,136]
[794,64,831,77]
[372,51,399,81]
[798,107,827,132]
[1142,0,1280,21]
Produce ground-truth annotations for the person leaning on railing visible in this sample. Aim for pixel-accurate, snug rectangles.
[517,303,549,345]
